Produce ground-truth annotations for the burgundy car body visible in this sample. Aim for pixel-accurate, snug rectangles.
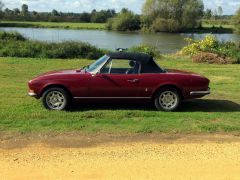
[28,52,210,104]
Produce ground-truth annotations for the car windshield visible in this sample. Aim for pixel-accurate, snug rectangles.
[85,55,109,73]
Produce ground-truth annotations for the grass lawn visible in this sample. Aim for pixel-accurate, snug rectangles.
[0,21,106,30]
[0,56,239,133]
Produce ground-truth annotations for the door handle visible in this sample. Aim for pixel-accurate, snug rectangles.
[127,79,139,83]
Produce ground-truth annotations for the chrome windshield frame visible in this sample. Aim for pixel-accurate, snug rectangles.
[86,55,110,74]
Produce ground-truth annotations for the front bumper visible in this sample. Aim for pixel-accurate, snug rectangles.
[28,92,38,97]
[28,89,39,98]
[190,88,211,96]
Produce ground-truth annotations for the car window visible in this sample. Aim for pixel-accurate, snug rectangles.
[101,59,140,74]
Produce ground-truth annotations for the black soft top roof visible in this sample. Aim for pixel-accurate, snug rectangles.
[107,52,152,64]
[106,52,164,73]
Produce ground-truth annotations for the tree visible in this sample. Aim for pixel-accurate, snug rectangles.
[213,9,218,19]
[52,9,59,16]
[90,9,116,23]
[106,9,141,31]
[32,11,39,18]
[107,9,116,17]
[13,8,20,15]
[21,4,29,16]
[79,12,91,22]
[142,0,204,32]
[121,8,128,14]
[204,9,212,19]
[4,8,14,16]
[91,10,107,23]
[181,0,204,29]
[91,9,97,14]
[0,1,4,11]
[0,1,4,18]
[233,8,240,33]
[217,6,223,17]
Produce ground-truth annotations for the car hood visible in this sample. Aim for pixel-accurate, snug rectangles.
[30,69,87,82]
[39,69,86,77]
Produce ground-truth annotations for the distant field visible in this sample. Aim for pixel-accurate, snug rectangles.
[202,22,234,29]
[0,56,239,133]
[0,21,106,30]
[201,19,234,32]
[0,20,235,33]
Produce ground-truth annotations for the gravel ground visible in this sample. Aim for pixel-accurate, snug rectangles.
[0,134,240,180]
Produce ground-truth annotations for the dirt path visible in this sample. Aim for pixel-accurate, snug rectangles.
[0,134,240,179]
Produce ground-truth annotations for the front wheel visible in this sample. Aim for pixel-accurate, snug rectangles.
[154,88,181,112]
[42,87,70,110]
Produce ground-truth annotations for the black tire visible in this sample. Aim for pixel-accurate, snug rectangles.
[154,87,181,112]
[42,87,70,110]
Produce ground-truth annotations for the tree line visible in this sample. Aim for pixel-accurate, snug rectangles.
[0,2,116,23]
[0,0,239,33]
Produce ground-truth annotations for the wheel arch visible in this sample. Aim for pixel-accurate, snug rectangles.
[152,84,184,100]
[40,84,73,98]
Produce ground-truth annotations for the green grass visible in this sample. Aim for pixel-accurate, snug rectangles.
[0,56,239,134]
[0,21,106,30]
[0,20,235,33]
[202,21,234,29]
[202,23,233,29]
[200,20,234,33]
[190,24,233,33]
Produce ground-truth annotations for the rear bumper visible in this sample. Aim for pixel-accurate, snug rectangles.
[190,88,211,96]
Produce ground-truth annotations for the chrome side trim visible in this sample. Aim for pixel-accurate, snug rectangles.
[74,97,152,99]
[190,90,211,96]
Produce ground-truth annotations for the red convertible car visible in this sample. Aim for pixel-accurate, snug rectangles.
[28,52,210,111]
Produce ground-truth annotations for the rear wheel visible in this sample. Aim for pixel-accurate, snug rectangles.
[154,88,181,112]
[42,87,70,110]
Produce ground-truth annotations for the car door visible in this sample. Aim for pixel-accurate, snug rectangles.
[89,59,140,98]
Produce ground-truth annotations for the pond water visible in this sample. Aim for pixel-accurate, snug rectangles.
[1,27,239,54]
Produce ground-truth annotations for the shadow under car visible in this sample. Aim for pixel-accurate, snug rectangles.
[70,99,240,112]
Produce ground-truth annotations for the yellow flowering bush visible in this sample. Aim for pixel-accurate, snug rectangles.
[181,35,240,64]
[181,35,218,56]
[199,35,218,51]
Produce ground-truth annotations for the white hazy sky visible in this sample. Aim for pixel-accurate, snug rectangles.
[2,0,240,15]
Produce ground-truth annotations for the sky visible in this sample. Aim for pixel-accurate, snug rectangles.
[2,0,240,15]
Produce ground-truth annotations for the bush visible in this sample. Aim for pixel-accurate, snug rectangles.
[128,44,161,58]
[181,35,240,64]
[106,11,141,31]
[0,39,105,59]
[182,35,218,55]
[0,31,26,41]
[212,41,240,63]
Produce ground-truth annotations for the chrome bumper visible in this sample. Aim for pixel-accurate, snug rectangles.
[190,88,211,96]
[28,92,38,97]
